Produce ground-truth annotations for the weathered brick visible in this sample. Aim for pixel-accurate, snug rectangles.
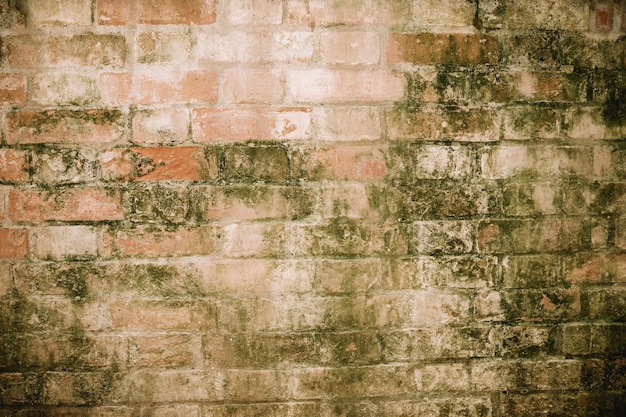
[223,0,283,25]
[502,255,563,288]
[408,0,475,28]
[129,334,202,369]
[98,0,216,25]
[566,106,626,141]
[139,405,201,417]
[299,145,387,180]
[312,106,381,141]
[9,188,124,222]
[189,185,314,222]
[4,34,126,68]
[99,70,219,105]
[136,31,192,64]
[502,106,563,140]
[0,73,27,105]
[502,182,559,216]
[7,110,127,145]
[0,263,11,297]
[501,392,626,417]
[132,108,190,145]
[502,289,582,322]
[0,228,28,259]
[123,184,188,224]
[220,222,285,258]
[31,148,98,186]
[192,107,312,142]
[591,0,618,32]
[30,73,98,106]
[386,144,476,181]
[386,106,500,142]
[479,0,588,30]
[221,143,290,182]
[587,288,626,321]
[414,363,470,391]
[383,398,492,417]
[195,31,314,65]
[23,0,91,27]
[0,149,28,184]
[477,219,589,254]
[289,69,405,103]
[387,33,498,65]
[100,146,214,182]
[319,31,379,66]
[286,0,410,26]
[563,253,626,285]
[314,258,382,293]
[409,221,474,255]
[0,1,25,28]
[317,182,376,220]
[203,403,318,417]
[222,69,285,104]
[31,226,98,261]
[101,225,217,258]
[0,373,42,405]
[109,300,218,331]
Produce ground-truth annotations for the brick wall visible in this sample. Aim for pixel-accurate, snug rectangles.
[0,0,625,415]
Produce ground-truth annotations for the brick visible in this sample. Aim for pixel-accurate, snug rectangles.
[0,149,29,183]
[136,31,192,64]
[317,182,375,219]
[315,259,382,293]
[0,1,25,28]
[203,403,319,417]
[312,106,381,141]
[0,263,10,297]
[4,34,126,68]
[563,254,626,285]
[591,1,616,31]
[414,363,470,391]
[139,405,201,417]
[102,225,217,258]
[431,69,518,104]
[224,0,283,25]
[222,69,285,104]
[189,185,314,222]
[9,188,124,222]
[409,221,474,255]
[319,31,379,65]
[98,0,216,25]
[192,107,312,142]
[130,334,202,368]
[0,187,6,221]
[7,110,127,145]
[0,373,42,405]
[196,30,314,65]
[31,226,98,261]
[383,398,492,417]
[479,0,587,30]
[587,288,626,321]
[289,69,405,103]
[503,289,582,322]
[99,70,219,105]
[300,145,387,180]
[23,0,91,27]
[109,300,218,331]
[477,219,589,254]
[224,369,292,402]
[0,228,28,259]
[502,182,559,216]
[387,33,498,65]
[409,0,475,28]
[123,184,188,224]
[43,372,109,405]
[501,393,626,417]
[132,108,190,145]
[566,106,626,141]
[317,331,382,365]
[286,0,410,26]
[515,71,579,102]
[30,73,98,106]
[502,106,562,140]
[502,255,562,288]
[31,148,98,187]
[0,73,26,105]
[222,144,289,182]
[618,215,626,249]
[387,144,475,181]
[100,146,214,182]
[386,106,499,142]
[481,146,593,179]
[220,222,285,258]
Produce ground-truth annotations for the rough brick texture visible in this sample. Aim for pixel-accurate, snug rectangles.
[0,0,625,416]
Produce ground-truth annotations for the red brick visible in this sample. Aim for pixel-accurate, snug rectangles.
[99,70,219,105]
[98,0,216,25]
[192,107,312,142]
[222,69,285,104]
[132,108,190,145]
[0,188,6,221]
[100,146,213,182]
[288,69,405,103]
[101,225,217,258]
[4,34,126,68]
[592,1,615,31]
[0,74,26,105]
[305,145,387,180]
[109,300,217,331]
[387,33,498,65]
[0,228,28,259]
[0,149,29,183]
[9,188,124,222]
[23,0,91,27]
[7,110,126,145]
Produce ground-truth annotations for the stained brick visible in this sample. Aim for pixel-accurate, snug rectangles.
[0,149,28,183]
[286,0,410,26]
[129,334,201,368]
[0,73,27,105]
[132,108,190,145]
[123,184,189,224]
[31,148,99,187]
[31,226,98,261]
[109,300,218,331]
[312,106,381,141]
[224,0,283,25]
[319,31,380,66]
[222,69,285,104]
[387,33,498,65]
[0,228,28,259]
[23,0,92,27]
[30,73,98,106]
[98,0,216,25]
[136,31,192,64]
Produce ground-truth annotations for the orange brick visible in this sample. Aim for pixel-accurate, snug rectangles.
[192,107,311,142]
[319,31,380,65]
[132,108,190,145]
[289,69,405,103]
[0,149,29,183]
[4,34,126,68]
[7,110,127,145]
[9,188,124,222]
[0,74,27,105]
[222,69,285,104]
[0,188,6,221]
[306,145,387,180]
[98,0,216,25]
[23,0,91,27]
[101,225,217,258]
[387,33,499,65]
[0,228,28,259]
[100,146,213,182]
[99,70,219,105]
